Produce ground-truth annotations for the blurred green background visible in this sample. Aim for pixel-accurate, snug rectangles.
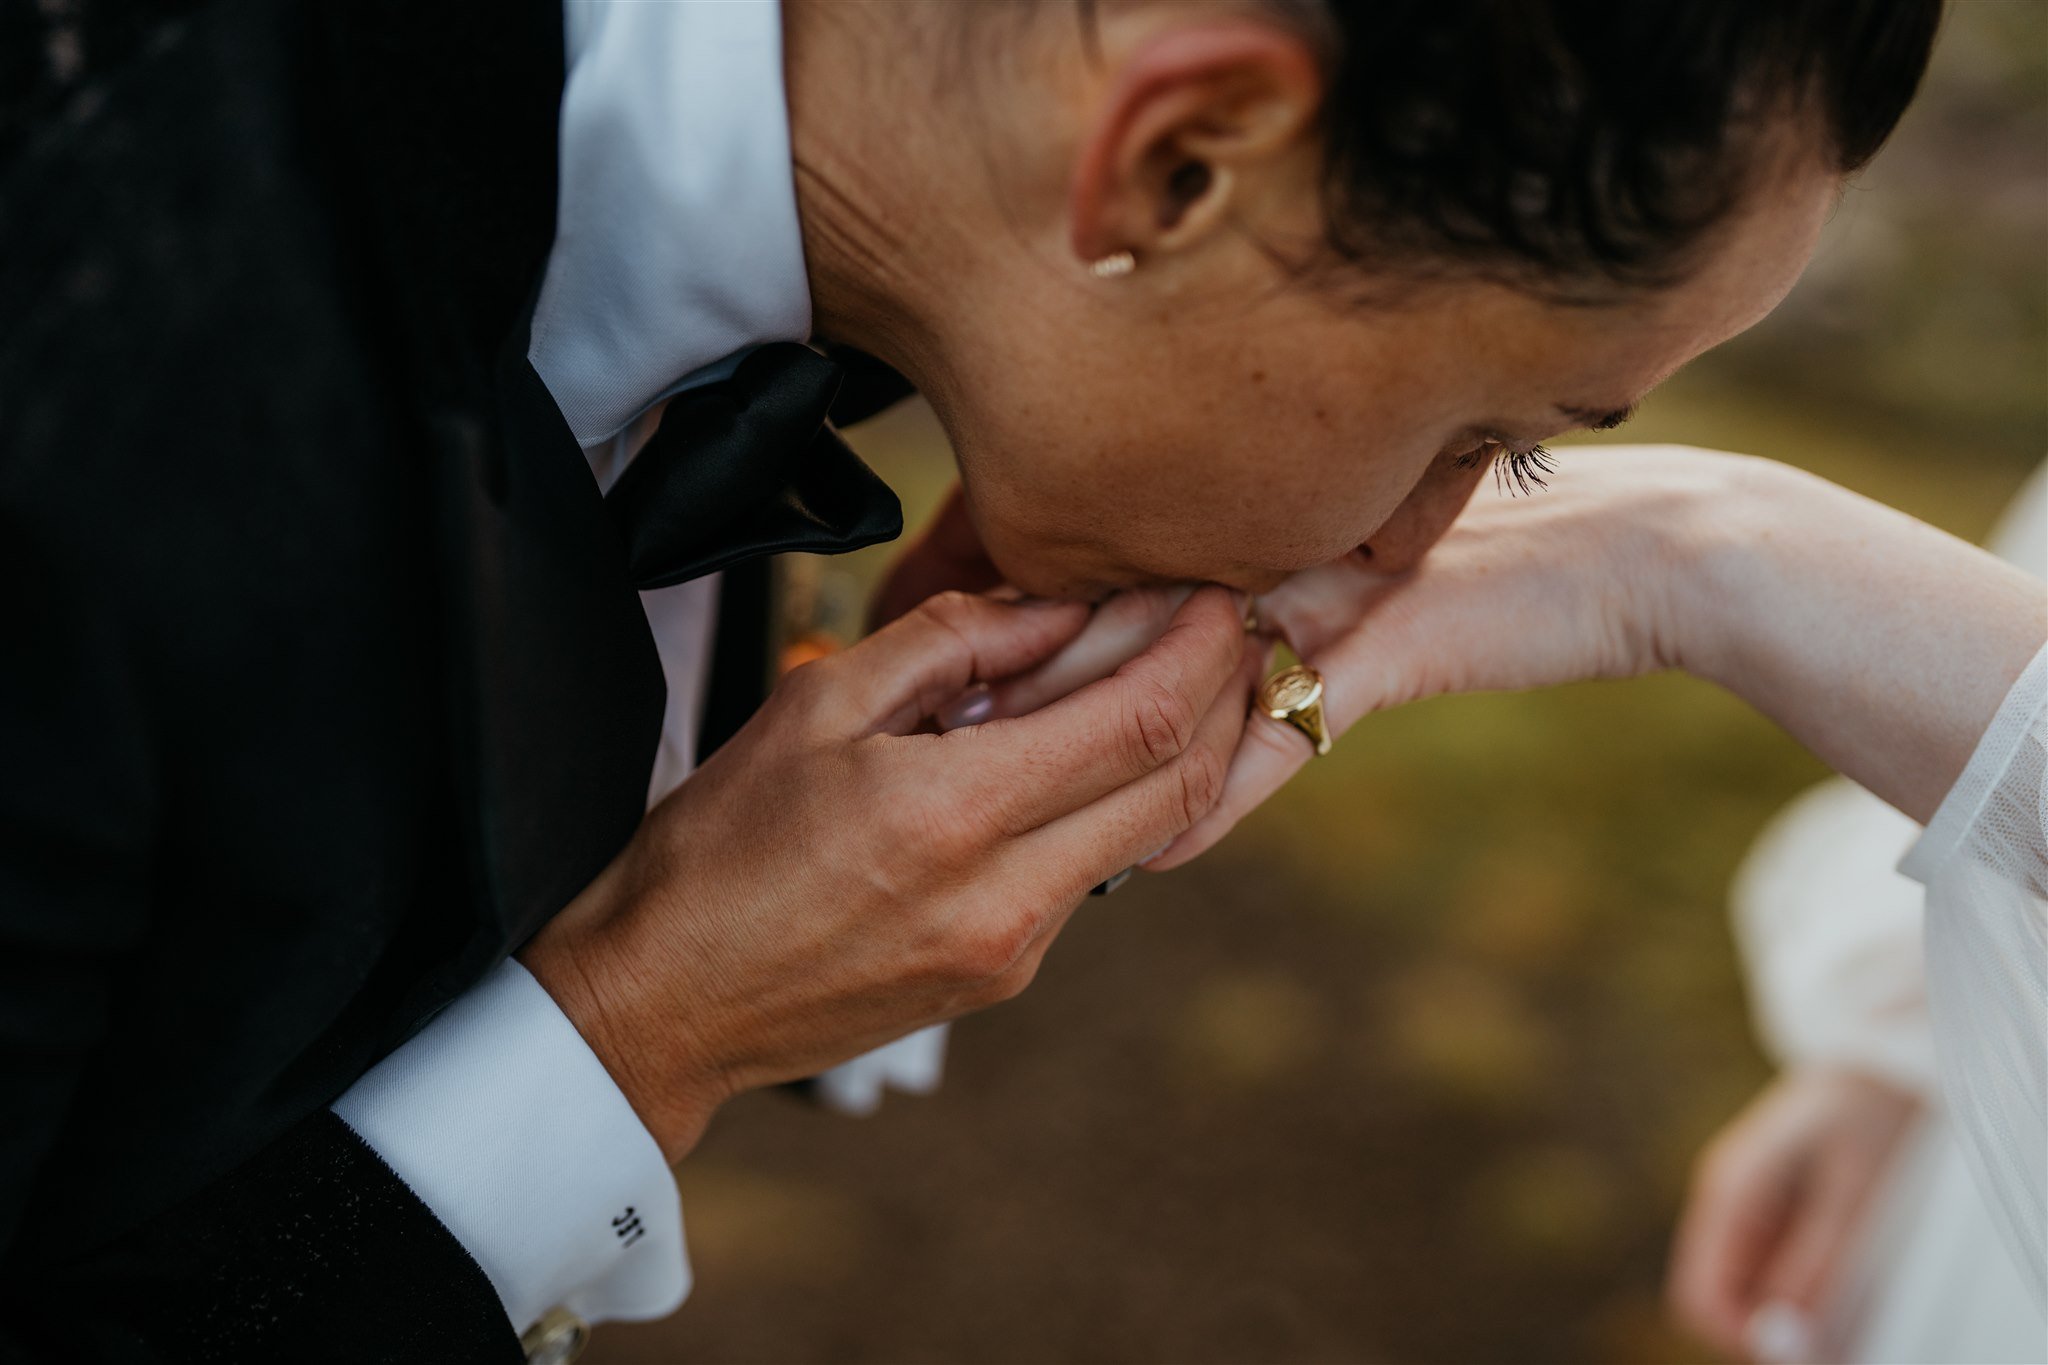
[591,6,2045,1362]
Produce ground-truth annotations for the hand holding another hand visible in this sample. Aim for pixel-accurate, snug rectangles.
[1154,444,2043,866]
[1150,443,1726,868]
[522,584,1261,1162]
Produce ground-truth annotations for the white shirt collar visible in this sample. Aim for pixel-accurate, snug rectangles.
[528,0,812,450]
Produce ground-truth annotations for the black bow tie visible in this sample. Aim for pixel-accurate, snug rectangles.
[605,342,904,590]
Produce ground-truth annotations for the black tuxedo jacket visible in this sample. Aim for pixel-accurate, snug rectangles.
[0,1,905,1359]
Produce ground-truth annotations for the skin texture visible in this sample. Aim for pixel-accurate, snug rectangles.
[787,0,1839,599]
[966,447,2043,879]
[1150,445,2046,870]
[528,585,1265,1161]
[526,1,2045,1166]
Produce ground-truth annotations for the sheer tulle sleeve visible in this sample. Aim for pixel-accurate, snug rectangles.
[1899,643,2048,1307]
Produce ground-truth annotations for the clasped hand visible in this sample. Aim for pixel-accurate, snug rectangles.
[522,583,1262,1161]
[528,442,2039,1165]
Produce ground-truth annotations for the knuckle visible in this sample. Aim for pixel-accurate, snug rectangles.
[1172,744,1228,827]
[984,959,1039,1004]
[914,589,982,634]
[1125,673,1197,768]
[948,914,1035,983]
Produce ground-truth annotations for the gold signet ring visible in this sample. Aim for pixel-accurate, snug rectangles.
[1257,663,1333,756]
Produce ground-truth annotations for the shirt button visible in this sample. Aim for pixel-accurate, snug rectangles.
[520,1307,591,1365]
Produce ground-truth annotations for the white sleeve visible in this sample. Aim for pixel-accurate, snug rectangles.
[1729,778,1935,1094]
[1899,642,2048,1308]
[331,959,689,1336]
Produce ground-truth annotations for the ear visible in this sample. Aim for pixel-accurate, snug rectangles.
[1068,19,1323,269]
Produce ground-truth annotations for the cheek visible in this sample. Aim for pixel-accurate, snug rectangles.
[1358,453,1492,571]
[939,342,1450,591]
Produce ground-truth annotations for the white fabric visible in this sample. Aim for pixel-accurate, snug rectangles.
[1730,463,2048,1354]
[1732,781,1935,1094]
[1830,1111,2044,1363]
[1895,461,2048,1307]
[530,0,811,448]
[1899,641,2048,1305]
[544,0,950,1124]
[332,961,690,1332]
[336,0,943,1336]
[1732,782,2048,1362]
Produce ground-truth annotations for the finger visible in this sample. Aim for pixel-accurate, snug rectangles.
[932,585,1248,834]
[1668,1140,1797,1357]
[827,591,1091,735]
[978,585,1194,719]
[1142,654,1297,871]
[1008,623,1265,894]
[1757,1158,1872,1315]
[1257,553,1399,658]
[1149,564,1478,872]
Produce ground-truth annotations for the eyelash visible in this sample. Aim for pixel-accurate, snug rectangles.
[1450,439,1559,496]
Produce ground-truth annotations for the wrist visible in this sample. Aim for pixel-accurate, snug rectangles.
[1650,450,1819,692]
[519,883,733,1165]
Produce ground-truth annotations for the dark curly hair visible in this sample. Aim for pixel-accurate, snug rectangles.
[1232,0,1944,292]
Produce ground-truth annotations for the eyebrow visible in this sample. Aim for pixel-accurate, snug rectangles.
[1556,401,1638,431]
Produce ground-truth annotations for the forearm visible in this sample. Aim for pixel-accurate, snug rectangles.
[1678,457,2045,822]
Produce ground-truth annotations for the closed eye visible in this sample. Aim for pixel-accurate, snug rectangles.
[1447,437,1558,496]
[1558,401,1638,432]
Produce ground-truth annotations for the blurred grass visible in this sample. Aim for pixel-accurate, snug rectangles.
[591,6,2044,1363]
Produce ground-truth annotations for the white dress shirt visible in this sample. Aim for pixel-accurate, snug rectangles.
[334,0,942,1338]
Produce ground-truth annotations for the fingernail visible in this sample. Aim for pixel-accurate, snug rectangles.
[938,685,994,731]
[1138,842,1174,866]
[985,584,1026,602]
[1747,1301,1813,1364]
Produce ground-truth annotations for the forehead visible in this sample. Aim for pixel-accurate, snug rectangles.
[1405,160,1841,408]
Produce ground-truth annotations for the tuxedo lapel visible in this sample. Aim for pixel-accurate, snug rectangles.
[434,334,665,953]
[302,0,665,962]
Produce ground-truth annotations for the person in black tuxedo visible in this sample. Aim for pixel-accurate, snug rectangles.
[1,0,1939,1360]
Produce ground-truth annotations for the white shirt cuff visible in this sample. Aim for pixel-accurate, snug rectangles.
[332,959,688,1333]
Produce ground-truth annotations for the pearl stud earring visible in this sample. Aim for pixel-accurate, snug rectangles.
[1088,250,1137,279]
